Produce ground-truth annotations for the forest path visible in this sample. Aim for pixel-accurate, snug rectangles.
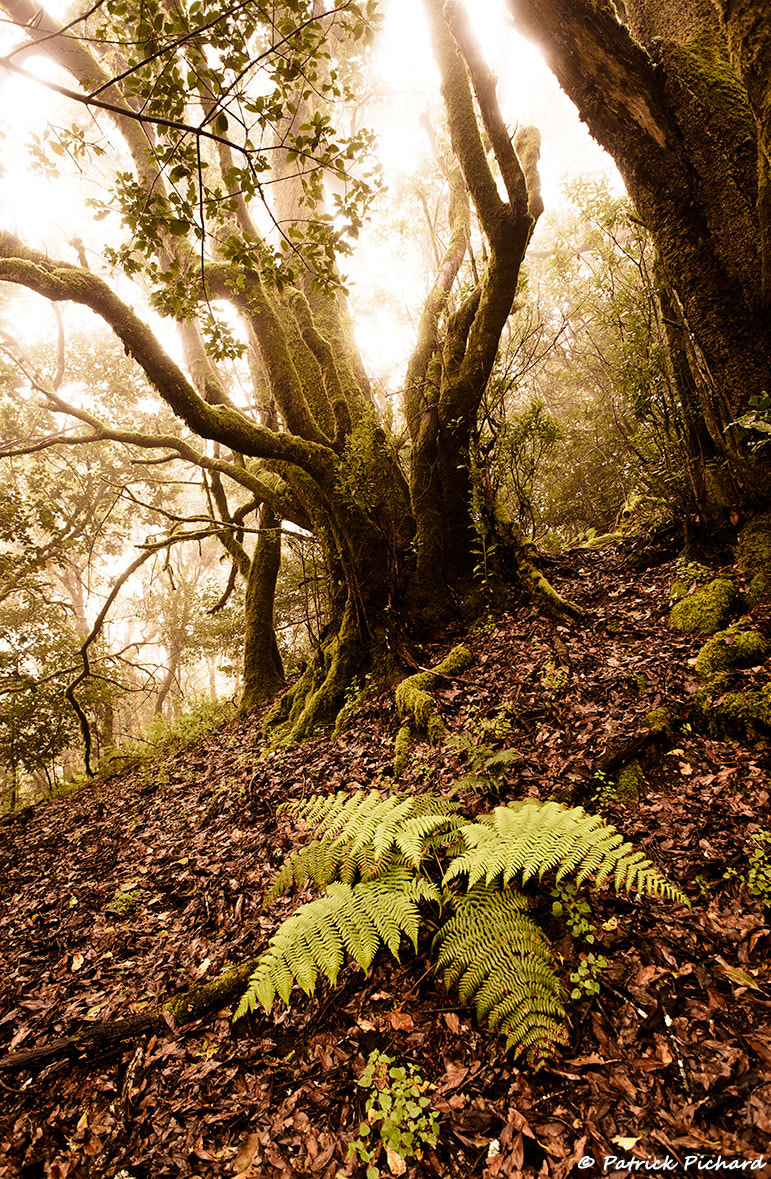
[1,542,769,1178]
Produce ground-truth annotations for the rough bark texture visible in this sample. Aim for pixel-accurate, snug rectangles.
[508,0,771,509]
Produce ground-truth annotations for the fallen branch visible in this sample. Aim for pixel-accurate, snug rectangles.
[0,954,262,1074]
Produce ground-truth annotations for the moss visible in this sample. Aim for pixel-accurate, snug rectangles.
[693,679,771,736]
[393,724,411,775]
[714,683,771,731]
[736,512,771,605]
[695,625,768,681]
[629,671,648,695]
[107,879,145,916]
[615,760,645,804]
[395,645,472,746]
[669,577,738,634]
[645,706,680,736]
[670,559,715,603]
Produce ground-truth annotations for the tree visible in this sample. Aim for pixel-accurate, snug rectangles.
[0,0,575,748]
[507,0,771,520]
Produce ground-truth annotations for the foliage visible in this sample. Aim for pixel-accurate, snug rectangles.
[445,705,518,794]
[105,695,236,768]
[347,1050,440,1178]
[551,881,597,944]
[569,952,608,1000]
[747,831,771,906]
[236,789,685,1063]
[477,177,693,545]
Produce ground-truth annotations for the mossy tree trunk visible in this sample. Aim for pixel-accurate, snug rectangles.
[507,0,771,515]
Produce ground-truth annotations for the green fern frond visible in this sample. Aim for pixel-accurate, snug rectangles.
[434,887,568,1063]
[445,800,687,904]
[280,790,460,867]
[235,875,423,1020]
[266,838,395,901]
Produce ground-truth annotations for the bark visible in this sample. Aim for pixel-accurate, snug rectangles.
[241,506,286,713]
[507,0,771,508]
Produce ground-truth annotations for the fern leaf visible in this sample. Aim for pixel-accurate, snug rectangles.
[445,800,686,904]
[236,877,422,1020]
[434,887,568,1063]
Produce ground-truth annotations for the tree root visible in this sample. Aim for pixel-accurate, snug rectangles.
[0,955,262,1074]
[263,603,364,746]
[496,508,584,622]
[395,645,473,757]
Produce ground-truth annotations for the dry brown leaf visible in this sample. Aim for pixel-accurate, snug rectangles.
[388,1010,414,1032]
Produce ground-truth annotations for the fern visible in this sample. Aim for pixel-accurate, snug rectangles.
[435,887,568,1063]
[236,870,436,1019]
[444,800,687,903]
[238,789,685,1063]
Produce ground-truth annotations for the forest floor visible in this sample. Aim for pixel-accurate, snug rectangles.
[1,542,770,1179]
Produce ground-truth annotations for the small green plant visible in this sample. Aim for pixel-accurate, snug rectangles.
[569,952,608,999]
[747,830,771,904]
[445,705,518,793]
[540,659,569,697]
[592,769,614,808]
[107,879,145,916]
[346,1050,440,1178]
[551,881,597,943]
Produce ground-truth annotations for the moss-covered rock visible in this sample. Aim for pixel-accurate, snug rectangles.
[695,625,768,681]
[395,645,472,746]
[737,512,771,605]
[710,683,771,734]
[669,560,715,603]
[669,577,738,634]
[615,760,645,803]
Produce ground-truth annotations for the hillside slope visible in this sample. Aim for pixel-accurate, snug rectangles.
[1,544,769,1178]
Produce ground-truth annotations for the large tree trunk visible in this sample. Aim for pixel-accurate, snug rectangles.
[508,0,771,513]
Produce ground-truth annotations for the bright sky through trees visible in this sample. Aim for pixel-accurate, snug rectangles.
[0,0,619,384]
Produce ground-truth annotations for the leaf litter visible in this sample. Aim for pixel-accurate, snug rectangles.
[0,543,769,1177]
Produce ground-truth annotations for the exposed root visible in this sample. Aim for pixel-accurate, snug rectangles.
[0,956,262,1074]
[496,507,585,622]
[395,645,472,749]
[263,604,364,746]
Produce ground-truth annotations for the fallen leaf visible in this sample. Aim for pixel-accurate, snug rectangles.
[386,1146,407,1175]
[388,1010,414,1032]
[233,1132,261,1173]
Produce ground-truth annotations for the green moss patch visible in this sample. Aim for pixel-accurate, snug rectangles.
[695,625,768,681]
[395,645,472,746]
[709,683,771,734]
[393,723,411,775]
[645,706,680,736]
[669,577,738,634]
[615,760,644,804]
[737,512,771,605]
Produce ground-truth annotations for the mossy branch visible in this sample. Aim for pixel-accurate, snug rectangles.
[0,955,263,1074]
